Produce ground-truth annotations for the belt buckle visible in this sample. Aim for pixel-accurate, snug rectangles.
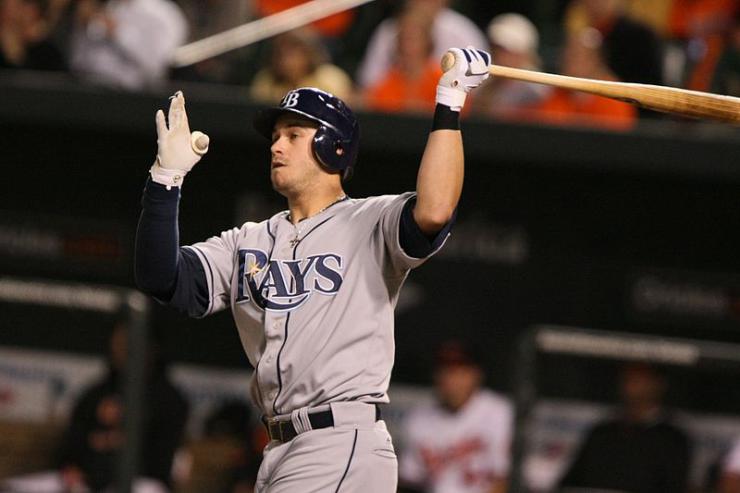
[267,418,284,442]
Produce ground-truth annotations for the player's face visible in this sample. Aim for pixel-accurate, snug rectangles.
[270,115,323,197]
[434,364,482,411]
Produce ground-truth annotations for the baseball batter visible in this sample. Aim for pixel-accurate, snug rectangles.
[135,47,491,492]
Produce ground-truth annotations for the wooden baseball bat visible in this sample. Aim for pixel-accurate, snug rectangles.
[441,52,740,124]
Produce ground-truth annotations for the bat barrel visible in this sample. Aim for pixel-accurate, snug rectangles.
[488,65,740,124]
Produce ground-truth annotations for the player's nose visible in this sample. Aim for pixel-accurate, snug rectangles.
[270,137,285,156]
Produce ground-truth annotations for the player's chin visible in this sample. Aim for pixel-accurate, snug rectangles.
[270,170,292,195]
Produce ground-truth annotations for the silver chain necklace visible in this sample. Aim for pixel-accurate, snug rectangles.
[288,194,347,247]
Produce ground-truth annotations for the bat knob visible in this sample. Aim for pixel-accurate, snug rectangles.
[191,131,210,155]
[441,51,455,72]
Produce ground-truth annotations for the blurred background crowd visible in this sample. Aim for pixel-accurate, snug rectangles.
[1,0,739,129]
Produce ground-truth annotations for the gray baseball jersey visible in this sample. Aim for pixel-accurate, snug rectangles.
[185,192,448,416]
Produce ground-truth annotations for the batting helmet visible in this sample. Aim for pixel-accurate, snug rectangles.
[253,87,359,175]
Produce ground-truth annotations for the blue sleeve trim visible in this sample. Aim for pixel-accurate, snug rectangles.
[168,248,210,318]
[398,197,456,259]
[135,177,209,318]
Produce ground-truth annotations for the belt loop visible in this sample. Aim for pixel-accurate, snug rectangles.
[299,407,312,432]
[291,407,313,435]
[290,409,305,435]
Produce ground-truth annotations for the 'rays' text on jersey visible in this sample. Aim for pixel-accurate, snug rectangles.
[236,249,343,311]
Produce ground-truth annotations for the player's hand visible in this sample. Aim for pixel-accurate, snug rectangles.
[151,91,209,188]
[436,46,492,111]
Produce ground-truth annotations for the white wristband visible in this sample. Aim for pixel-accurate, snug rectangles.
[150,158,186,189]
[436,86,467,112]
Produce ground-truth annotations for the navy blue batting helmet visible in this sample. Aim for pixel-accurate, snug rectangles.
[253,87,359,175]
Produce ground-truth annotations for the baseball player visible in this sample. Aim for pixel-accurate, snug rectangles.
[135,46,491,492]
[399,340,512,493]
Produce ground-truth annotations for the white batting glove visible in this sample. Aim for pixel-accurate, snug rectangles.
[150,91,210,189]
[436,47,492,112]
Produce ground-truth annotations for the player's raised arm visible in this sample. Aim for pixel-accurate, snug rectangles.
[413,47,491,235]
[135,91,209,309]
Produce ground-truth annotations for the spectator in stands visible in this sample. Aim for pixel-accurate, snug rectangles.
[711,9,740,97]
[174,400,263,493]
[470,13,550,119]
[621,0,674,37]
[527,27,637,131]
[249,27,353,104]
[398,340,512,493]
[357,0,486,89]
[564,0,664,87]
[57,321,189,492]
[203,402,264,493]
[0,0,66,71]
[362,6,441,114]
[254,0,356,40]
[173,0,252,84]
[558,362,691,493]
[719,436,740,493]
[69,0,187,90]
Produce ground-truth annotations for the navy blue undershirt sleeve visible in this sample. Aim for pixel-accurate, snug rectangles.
[399,196,456,259]
[135,178,209,317]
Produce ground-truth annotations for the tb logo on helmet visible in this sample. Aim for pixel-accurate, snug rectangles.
[281,91,300,109]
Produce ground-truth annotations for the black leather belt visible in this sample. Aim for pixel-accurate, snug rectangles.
[264,405,381,443]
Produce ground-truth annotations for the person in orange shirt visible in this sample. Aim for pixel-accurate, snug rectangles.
[362,7,442,114]
[525,28,637,131]
[254,0,355,38]
[668,0,738,91]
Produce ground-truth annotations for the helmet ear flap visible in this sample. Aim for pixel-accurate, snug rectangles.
[312,125,351,172]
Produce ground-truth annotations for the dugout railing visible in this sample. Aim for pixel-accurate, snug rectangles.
[509,324,740,493]
[0,276,150,493]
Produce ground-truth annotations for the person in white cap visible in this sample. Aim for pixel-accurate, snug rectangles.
[471,13,550,119]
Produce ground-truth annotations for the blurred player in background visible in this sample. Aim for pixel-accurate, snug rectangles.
[0,320,189,493]
[398,340,512,493]
[56,321,189,492]
[558,362,691,493]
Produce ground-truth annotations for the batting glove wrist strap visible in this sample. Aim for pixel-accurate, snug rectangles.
[150,160,187,189]
[435,86,467,112]
[432,104,461,130]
